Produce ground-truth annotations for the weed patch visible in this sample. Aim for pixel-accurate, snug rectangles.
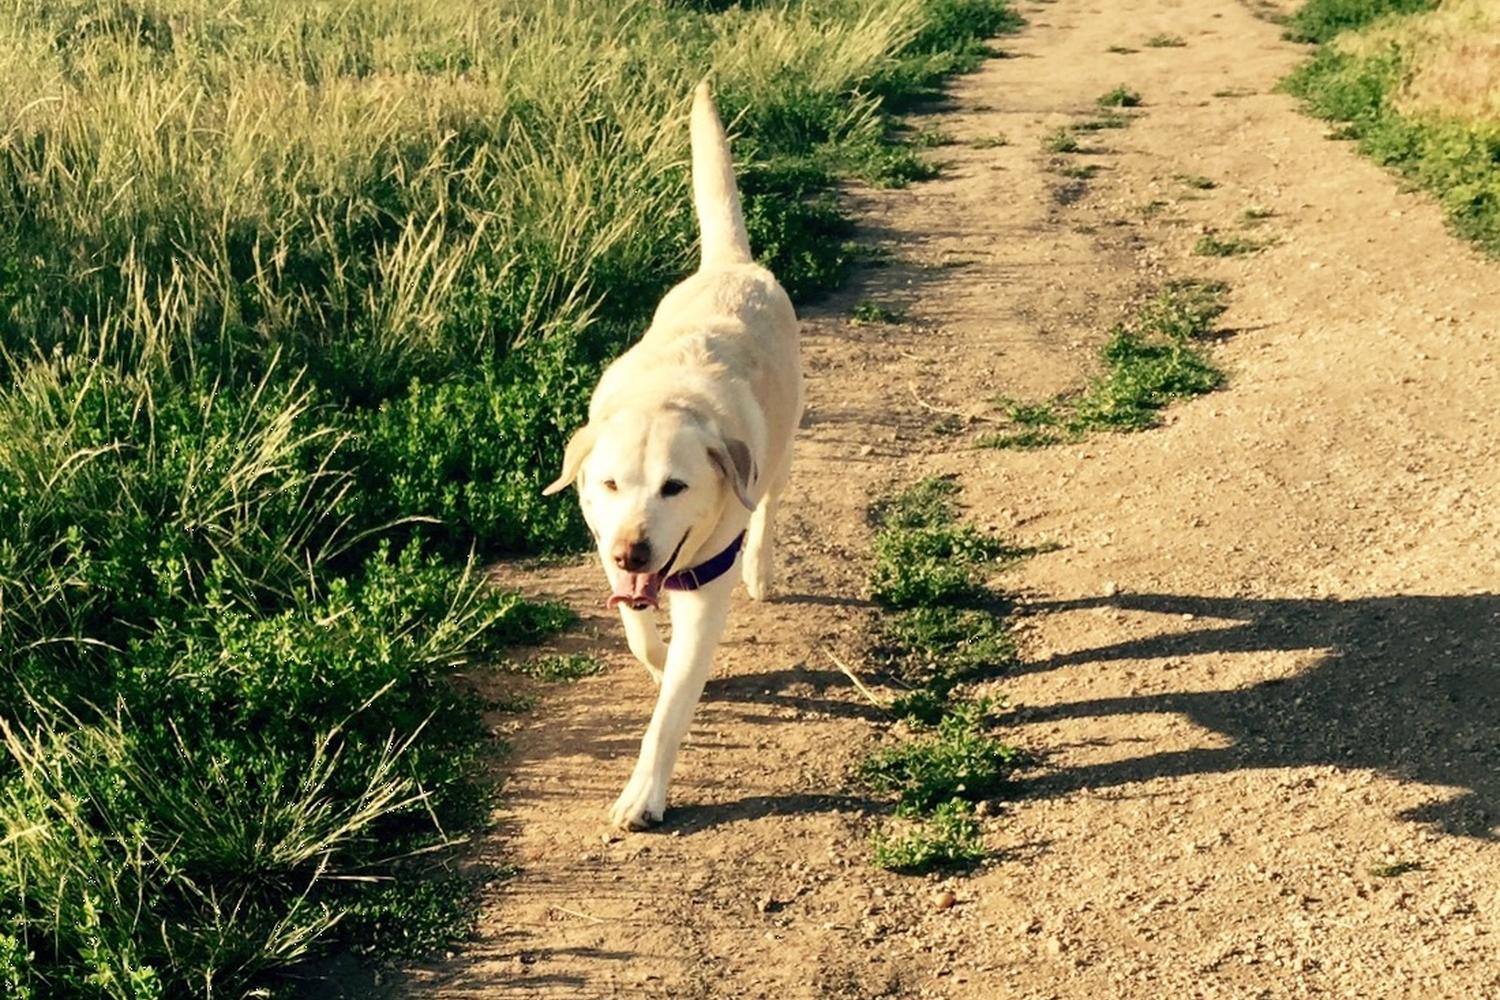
[1077,113,1131,131]
[973,134,1010,149]
[1042,128,1081,153]
[1145,33,1187,48]
[855,480,1024,874]
[1177,173,1218,190]
[513,653,608,681]
[852,301,910,325]
[981,280,1228,446]
[871,798,987,873]
[1194,233,1266,256]
[1098,86,1143,108]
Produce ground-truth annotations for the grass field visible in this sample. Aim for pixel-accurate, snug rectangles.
[1285,0,1500,255]
[0,0,1019,994]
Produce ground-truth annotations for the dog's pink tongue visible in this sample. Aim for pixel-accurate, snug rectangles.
[606,572,661,611]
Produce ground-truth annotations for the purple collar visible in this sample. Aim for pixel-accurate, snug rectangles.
[663,532,745,592]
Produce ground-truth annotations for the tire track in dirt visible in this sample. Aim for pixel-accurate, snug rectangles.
[396,1,1499,997]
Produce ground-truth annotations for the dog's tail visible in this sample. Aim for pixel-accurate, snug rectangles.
[690,80,752,269]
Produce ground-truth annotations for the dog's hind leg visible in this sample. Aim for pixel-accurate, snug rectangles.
[608,568,735,830]
[742,457,790,601]
[619,606,666,684]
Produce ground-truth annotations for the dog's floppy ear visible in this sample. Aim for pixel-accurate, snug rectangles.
[543,423,597,496]
[708,436,757,511]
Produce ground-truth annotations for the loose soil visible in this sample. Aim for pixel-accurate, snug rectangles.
[392,1,1500,997]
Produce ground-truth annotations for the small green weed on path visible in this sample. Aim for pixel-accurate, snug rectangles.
[854,479,1026,874]
[982,280,1229,448]
[1177,172,1218,190]
[1145,33,1187,48]
[852,301,910,325]
[1042,128,1081,153]
[1194,233,1266,257]
[1097,85,1143,108]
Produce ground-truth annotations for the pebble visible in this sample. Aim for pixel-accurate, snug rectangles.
[933,889,957,911]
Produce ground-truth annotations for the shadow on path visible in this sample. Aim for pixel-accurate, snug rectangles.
[1013,592,1500,837]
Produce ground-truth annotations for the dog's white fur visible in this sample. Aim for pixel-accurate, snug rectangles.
[543,81,802,830]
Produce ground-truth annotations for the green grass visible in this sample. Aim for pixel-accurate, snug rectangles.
[1145,33,1187,48]
[859,702,1015,814]
[1283,0,1435,44]
[1243,206,1276,222]
[858,480,1022,874]
[0,0,1024,992]
[1368,860,1424,878]
[851,301,910,325]
[973,134,1010,149]
[871,798,987,873]
[512,653,608,681]
[1097,85,1143,108]
[982,280,1228,446]
[1054,163,1103,180]
[1042,128,1081,153]
[1283,0,1500,255]
[1077,113,1131,131]
[1194,233,1266,256]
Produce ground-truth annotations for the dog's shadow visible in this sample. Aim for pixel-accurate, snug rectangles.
[1008,591,1500,838]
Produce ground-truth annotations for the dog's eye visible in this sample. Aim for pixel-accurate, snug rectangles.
[603,479,618,492]
[661,479,688,498]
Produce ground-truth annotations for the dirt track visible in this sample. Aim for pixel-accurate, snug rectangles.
[399,1,1500,996]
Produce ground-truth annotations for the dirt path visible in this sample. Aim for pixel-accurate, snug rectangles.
[399,1,1499,997]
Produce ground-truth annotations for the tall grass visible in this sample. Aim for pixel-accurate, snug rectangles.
[0,0,1020,993]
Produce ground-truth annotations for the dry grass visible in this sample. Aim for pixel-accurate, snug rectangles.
[1343,0,1500,121]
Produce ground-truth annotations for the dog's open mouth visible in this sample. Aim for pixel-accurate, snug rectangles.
[605,532,689,611]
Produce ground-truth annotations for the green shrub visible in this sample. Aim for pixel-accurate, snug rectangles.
[1283,0,1436,44]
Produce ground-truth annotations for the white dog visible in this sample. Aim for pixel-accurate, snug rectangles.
[543,81,803,831]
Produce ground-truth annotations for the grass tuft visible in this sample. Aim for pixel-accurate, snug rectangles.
[1194,233,1266,257]
[858,479,1024,874]
[1097,85,1143,108]
[1145,33,1187,48]
[982,280,1228,445]
[871,798,987,872]
[1042,128,1081,153]
[851,301,910,325]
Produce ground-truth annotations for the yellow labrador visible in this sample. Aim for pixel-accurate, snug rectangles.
[543,81,803,830]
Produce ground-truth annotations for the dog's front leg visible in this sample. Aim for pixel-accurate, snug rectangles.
[608,568,736,831]
[618,606,667,684]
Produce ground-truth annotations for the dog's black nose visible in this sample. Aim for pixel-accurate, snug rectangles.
[613,539,652,572]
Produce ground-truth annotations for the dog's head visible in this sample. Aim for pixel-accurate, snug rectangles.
[543,406,755,609]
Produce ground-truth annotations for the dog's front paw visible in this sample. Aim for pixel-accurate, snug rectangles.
[608,774,667,831]
[742,551,773,601]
